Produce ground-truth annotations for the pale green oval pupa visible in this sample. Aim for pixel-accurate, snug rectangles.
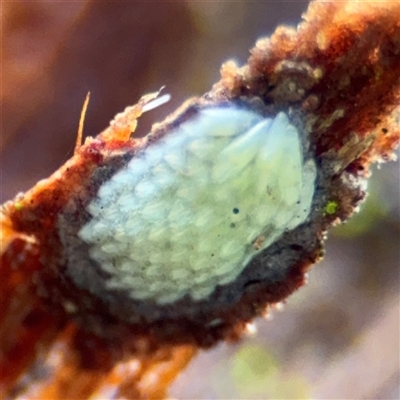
[79,106,317,304]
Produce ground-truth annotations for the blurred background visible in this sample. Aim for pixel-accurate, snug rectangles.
[2,1,399,399]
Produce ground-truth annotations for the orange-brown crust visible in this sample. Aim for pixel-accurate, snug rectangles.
[1,1,400,398]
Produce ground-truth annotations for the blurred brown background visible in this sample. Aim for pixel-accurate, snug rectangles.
[2,1,399,399]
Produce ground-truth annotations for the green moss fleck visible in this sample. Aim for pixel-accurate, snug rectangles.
[325,200,339,215]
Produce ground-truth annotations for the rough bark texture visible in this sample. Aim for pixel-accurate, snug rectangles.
[1,1,399,398]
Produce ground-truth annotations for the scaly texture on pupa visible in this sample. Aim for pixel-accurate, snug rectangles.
[79,106,316,304]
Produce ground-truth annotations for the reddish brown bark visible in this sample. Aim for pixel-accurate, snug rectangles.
[1,1,399,398]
